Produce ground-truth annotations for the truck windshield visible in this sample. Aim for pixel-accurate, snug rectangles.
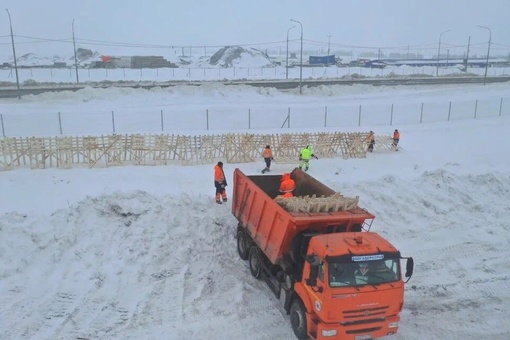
[328,259,400,287]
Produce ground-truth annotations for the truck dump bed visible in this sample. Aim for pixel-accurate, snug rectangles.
[232,168,375,265]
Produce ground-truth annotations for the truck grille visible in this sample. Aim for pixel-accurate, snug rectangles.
[342,306,389,320]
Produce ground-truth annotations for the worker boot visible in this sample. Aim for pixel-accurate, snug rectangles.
[216,200,222,204]
[223,198,227,202]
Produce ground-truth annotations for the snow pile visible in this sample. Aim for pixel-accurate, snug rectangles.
[209,46,275,68]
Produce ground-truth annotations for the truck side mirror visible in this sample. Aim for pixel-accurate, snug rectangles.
[405,257,414,278]
[306,265,318,287]
[305,254,321,266]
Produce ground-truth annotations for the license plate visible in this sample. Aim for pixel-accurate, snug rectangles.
[355,335,373,340]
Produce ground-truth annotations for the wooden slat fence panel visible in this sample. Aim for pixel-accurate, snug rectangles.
[0,131,370,171]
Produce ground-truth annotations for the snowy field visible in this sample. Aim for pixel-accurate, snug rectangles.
[1,82,510,340]
[0,82,509,137]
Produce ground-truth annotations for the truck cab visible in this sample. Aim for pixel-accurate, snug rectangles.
[290,233,412,339]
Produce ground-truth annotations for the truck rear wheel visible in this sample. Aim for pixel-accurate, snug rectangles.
[249,246,262,278]
[237,230,249,260]
[290,299,308,340]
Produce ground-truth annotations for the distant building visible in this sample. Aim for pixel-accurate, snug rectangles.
[91,55,177,68]
[309,55,336,65]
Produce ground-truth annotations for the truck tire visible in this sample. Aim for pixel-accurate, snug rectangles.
[237,230,249,260]
[249,246,262,278]
[290,299,308,340]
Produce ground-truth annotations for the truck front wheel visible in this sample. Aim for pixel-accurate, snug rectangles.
[249,246,262,278]
[290,299,308,340]
[237,230,249,260]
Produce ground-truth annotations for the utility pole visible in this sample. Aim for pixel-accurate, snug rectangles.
[286,25,295,80]
[5,9,20,100]
[477,25,491,85]
[327,35,332,55]
[464,36,471,72]
[72,19,79,84]
[290,19,303,95]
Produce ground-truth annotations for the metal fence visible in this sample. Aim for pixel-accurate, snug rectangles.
[0,97,507,138]
[1,65,510,84]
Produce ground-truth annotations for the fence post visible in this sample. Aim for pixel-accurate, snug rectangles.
[420,103,424,124]
[160,110,164,131]
[206,109,209,130]
[474,99,478,118]
[390,104,394,126]
[358,105,362,126]
[248,109,251,129]
[58,112,62,134]
[324,106,328,127]
[499,98,503,116]
[111,110,116,133]
[448,101,452,121]
[0,114,5,137]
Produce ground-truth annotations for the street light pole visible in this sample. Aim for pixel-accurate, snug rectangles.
[477,25,491,85]
[286,25,295,80]
[290,19,303,94]
[72,19,80,84]
[436,29,451,76]
[5,9,20,100]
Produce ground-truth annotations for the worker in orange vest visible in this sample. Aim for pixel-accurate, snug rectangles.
[279,173,296,197]
[261,145,274,174]
[214,161,227,204]
[392,129,400,150]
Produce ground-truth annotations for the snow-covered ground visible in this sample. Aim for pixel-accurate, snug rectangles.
[1,82,510,339]
[0,82,509,137]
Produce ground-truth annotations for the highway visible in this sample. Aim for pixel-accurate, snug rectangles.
[0,75,509,98]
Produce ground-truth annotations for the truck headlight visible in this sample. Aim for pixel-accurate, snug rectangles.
[322,329,337,337]
[388,322,399,328]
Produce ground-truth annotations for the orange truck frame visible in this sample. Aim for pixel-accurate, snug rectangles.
[232,168,414,340]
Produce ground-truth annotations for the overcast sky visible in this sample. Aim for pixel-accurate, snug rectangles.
[1,0,509,57]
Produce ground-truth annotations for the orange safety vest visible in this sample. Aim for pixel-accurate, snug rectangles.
[262,148,273,158]
[393,131,400,139]
[214,165,225,182]
[282,191,293,198]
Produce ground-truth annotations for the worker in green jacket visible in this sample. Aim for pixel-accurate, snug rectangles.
[299,145,318,172]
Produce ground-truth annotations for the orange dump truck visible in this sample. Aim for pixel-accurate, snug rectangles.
[232,168,414,340]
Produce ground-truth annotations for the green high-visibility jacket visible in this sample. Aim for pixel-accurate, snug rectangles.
[300,147,313,160]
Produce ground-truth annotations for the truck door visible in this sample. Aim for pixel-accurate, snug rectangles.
[305,254,325,313]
